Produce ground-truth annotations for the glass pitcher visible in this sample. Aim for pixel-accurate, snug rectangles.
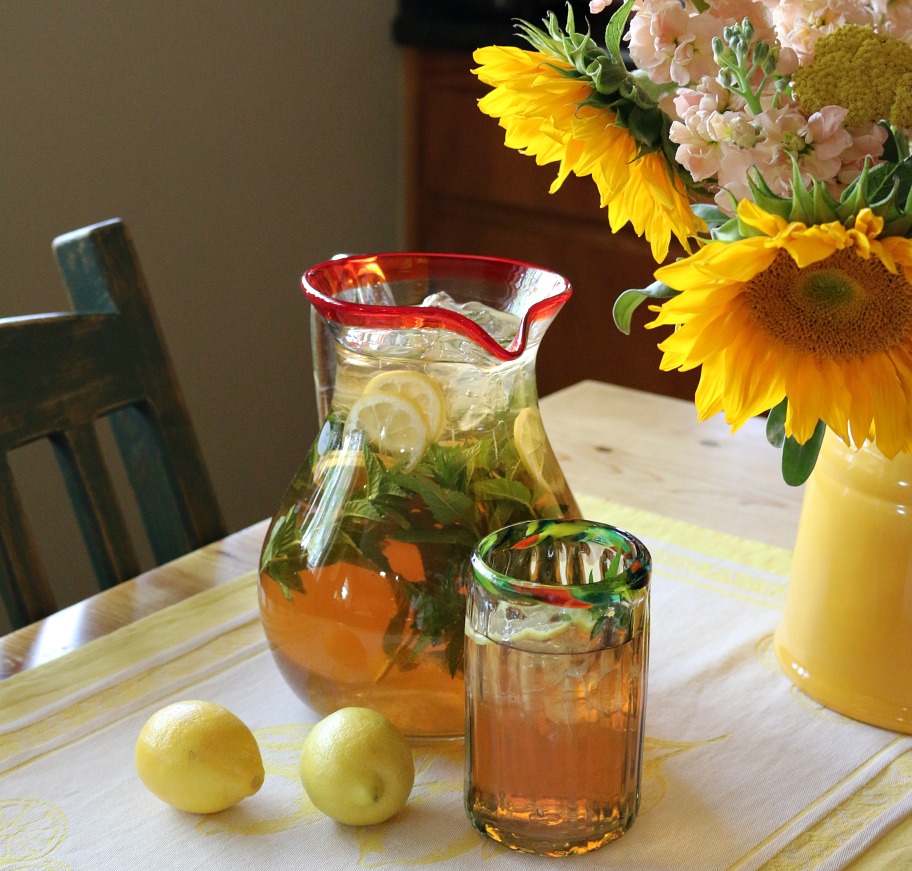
[257,253,581,739]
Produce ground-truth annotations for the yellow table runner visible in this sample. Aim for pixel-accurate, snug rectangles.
[1,495,909,870]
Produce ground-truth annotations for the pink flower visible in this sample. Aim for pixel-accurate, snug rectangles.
[837,123,889,184]
[589,0,612,12]
[870,0,912,40]
[627,0,723,86]
[770,0,875,63]
[800,106,855,180]
[715,146,759,207]
[670,78,754,183]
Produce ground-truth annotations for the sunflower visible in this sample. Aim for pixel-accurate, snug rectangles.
[648,201,912,460]
[472,45,699,262]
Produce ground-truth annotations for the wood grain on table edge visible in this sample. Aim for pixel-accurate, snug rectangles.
[0,520,268,678]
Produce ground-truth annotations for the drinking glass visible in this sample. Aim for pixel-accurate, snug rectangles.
[464,518,651,856]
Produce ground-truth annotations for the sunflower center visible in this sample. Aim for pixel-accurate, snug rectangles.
[744,249,912,358]
[800,268,856,307]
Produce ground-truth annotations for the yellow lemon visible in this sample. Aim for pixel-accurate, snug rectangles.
[345,392,431,467]
[299,707,415,826]
[134,700,264,814]
[362,369,447,439]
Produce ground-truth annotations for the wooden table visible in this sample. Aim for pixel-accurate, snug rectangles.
[0,380,804,678]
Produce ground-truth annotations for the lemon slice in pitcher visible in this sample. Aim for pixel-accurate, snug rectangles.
[362,370,446,439]
[514,407,564,496]
[346,392,431,467]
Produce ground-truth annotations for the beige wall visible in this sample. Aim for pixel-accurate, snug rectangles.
[0,1,404,619]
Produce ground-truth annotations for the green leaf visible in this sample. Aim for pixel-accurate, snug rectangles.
[383,580,414,660]
[586,55,627,95]
[882,211,912,237]
[604,0,636,65]
[781,421,826,486]
[747,170,792,220]
[612,291,646,334]
[463,437,498,480]
[590,611,611,640]
[605,548,623,579]
[473,477,533,505]
[343,498,388,523]
[488,499,519,534]
[766,398,787,448]
[401,476,477,527]
[363,442,386,499]
[446,630,465,677]
[787,162,816,224]
[811,183,839,223]
[613,280,678,334]
[415,442,468,491]
[260,504,299,570]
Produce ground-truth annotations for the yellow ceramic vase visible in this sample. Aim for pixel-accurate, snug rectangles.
[774,430,912,733]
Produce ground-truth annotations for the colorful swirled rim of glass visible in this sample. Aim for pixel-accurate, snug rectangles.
[470,518,651,609]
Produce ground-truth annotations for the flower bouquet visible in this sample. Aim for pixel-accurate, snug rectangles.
[472,0,912,484]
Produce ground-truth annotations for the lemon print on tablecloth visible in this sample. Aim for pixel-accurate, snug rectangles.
[0,798,70,868]
[639,735,728,817]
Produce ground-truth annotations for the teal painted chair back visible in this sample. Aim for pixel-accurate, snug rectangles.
[0,219,226,629]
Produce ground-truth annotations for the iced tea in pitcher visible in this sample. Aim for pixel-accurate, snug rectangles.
[258,254,579,739]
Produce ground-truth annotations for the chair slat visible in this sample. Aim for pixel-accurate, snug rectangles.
[0,456,56,626]
[0,313,141,449]
[55,223,226,556]
[107,404,201,565]
[51,423,141,587]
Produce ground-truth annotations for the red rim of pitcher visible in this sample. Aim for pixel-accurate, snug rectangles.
[302,252,572,362]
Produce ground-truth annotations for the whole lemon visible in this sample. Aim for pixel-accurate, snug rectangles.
[300,707,415,826]
[135,700,264,814]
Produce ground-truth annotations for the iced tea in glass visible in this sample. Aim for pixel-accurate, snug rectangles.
[465,519,651,856]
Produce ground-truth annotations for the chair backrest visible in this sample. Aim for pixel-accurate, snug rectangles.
[0,218,226,629]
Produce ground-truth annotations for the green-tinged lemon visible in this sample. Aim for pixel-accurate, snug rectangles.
[134,700,264,814]
[514,406,563,494]
[362,369,447,438]
[299,707,415,826]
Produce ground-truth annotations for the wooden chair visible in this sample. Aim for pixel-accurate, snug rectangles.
[0,218,226,629]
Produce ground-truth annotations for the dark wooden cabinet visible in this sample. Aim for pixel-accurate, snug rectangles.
[402,48,700,401]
